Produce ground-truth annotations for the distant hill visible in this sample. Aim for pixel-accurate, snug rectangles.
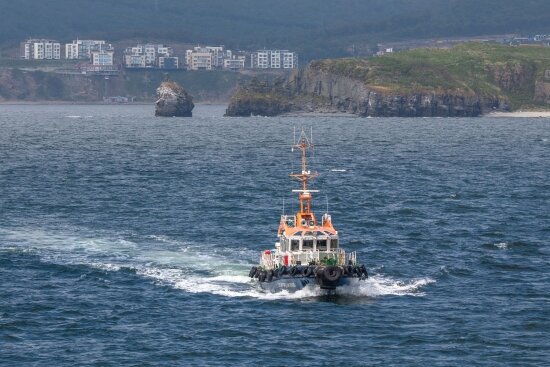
[2,0,550,59]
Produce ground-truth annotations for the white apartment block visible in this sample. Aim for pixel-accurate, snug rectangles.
[251,50,297,69]
[124,54,146,68]
[21,39,61,60]
[65,40,111,60]
[124,44,173,68]
[92,50,114,66]
[223,56,246,70]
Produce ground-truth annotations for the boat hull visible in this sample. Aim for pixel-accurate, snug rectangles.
[258,275,363,293]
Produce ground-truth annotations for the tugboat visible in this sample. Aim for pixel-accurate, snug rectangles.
[248,129,368,293]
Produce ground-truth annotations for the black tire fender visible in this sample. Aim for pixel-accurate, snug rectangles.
[249,266,257,278]
[345,265,353,276]
[360,264,368,278]
[258,271,267,282]
[323,266,342,282]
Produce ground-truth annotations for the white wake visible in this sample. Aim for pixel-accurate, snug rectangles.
[1,226,435,300]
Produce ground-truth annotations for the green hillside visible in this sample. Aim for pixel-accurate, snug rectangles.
[2,0,550,59]
[312,44,550,109]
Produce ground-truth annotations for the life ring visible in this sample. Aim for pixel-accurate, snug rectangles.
[323,266,342,282]
[249,266,257,278]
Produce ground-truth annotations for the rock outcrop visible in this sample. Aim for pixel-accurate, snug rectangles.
[224,77,291,117]
[287,67,505,117]
[225,44,550,117]
[155,79,194,117]
[225,68,504,117]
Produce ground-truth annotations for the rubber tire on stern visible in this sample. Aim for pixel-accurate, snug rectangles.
[324,266,342,282]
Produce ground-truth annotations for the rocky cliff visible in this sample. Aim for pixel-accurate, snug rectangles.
[225,78,291,117]
[0,69,104,101]
[226,44,550,117]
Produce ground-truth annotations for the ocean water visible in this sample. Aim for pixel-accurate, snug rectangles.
[0,104,548,366]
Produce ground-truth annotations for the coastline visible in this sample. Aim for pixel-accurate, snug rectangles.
[0,101,227,106]
[485,111,550,118]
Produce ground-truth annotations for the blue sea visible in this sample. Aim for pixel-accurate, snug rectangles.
[0,104,549,366]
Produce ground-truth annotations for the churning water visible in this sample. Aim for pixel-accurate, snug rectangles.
[0,104,548,366]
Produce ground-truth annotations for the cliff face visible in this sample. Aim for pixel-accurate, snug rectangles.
[289,68,503,117]
[224,78,292,117]
[0,69,104,101]
[225,44,550,117]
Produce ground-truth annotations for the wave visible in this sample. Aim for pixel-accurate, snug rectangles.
[65,115,93,119]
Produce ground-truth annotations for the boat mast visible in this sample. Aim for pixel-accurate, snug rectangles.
[290,129,318,225]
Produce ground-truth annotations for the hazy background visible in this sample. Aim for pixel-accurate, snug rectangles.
[2,0,550,59]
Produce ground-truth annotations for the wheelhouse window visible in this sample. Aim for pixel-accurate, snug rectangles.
[281,238,289,252]
[330,238,339,249]
[291,239,300,252]
[302,239,314,250]
[317,239,327,251]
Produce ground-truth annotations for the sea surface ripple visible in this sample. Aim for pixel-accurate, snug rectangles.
[0,104,549,366]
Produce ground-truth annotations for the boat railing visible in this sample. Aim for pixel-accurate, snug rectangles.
[264,249,357,268]
[345,251,357,266]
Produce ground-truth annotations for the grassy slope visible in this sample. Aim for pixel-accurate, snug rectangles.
[312,44,550,109]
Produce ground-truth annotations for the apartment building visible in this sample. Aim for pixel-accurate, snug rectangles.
[251,50,297,69]
[185,46,235,70]
[124,44,176,68]
[223,55,246,70]
[92,50,114,66]
[158,56,179,69]
[65,40,112,60]
[20,39,61,60]
[186,50,212,70]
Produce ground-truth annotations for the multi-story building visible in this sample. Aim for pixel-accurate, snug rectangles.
[65,40,112,60]
[186,48,213,70]
[251,50,298,69]
[223,56,246,70]
[158,56,179,69]
[92,50,114,66]
[124,44,175,68]
[124,54,146,68]
[185,46,235,70]
[20,39,61,60]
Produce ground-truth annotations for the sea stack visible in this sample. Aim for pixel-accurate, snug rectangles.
[155,76,194,117]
